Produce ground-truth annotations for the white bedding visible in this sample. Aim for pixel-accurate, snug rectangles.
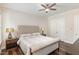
[17,35,59,55]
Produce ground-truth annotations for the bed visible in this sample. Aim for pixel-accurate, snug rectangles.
[17,25,60,55]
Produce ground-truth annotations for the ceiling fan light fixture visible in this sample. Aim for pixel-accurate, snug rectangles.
[39,3,56,13]
[45,8,50,12]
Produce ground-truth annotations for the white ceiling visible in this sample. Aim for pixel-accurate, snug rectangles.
[1,3,79,16]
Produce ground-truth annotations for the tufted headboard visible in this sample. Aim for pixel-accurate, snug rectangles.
[17,25,40,35]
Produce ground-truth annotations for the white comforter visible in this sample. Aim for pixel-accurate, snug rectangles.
[17,35,59,55]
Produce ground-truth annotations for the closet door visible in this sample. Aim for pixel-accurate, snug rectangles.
[49,19,57,37]
[49,17,65,39]
[74,15,79,41]
[56,18,65,40]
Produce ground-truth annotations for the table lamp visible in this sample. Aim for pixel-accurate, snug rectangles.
[6,28,14,39]
[41,27,45,34]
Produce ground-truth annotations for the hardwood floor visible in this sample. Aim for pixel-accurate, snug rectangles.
[59,40,79,55]
[7,47,23,55]
[1,47,59,55]
[1,47,24,55]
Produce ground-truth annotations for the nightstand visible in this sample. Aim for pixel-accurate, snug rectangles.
[6,38,19,49]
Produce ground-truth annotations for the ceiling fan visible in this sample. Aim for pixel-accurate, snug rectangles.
[39,3,56,13]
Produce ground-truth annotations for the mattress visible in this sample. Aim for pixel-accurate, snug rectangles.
[17,35,59,55]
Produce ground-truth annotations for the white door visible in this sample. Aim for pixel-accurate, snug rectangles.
[49,19,57,37]
[74,15,79,41]
[56,18,65,40]
[49,17,65,39]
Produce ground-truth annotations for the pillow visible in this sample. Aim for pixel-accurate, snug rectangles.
[32,33,40,36]
[20,34,32,37]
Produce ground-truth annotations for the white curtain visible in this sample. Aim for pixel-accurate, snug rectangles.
[0,14,2,54]
[0,14,1,43]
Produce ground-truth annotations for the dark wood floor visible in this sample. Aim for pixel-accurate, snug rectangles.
[1,47,59,55]
[1,47,24,55]
[1,47,71,55]
[1,40,79,55]
[59,40,79,55]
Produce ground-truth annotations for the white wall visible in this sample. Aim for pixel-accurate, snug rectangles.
[2,8,48,40]
[48,8,79,44]
[0,9,3,53]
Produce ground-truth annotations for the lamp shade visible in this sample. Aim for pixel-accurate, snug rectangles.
[6,28,14,32]
[41,28,44,31]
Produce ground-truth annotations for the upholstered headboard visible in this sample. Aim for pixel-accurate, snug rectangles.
[17,25,40,35]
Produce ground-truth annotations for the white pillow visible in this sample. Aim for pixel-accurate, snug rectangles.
[21,34,32,37]
[32,33,40,36]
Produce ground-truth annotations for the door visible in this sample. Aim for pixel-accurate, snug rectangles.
[56,18,65,39]
[74,15,79,41]
[49,17,65,39]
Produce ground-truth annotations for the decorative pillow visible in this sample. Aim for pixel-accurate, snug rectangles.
[32,33,40,36]
[20,34,32,37]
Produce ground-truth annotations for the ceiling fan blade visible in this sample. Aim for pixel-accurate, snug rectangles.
[45,3,49,6]
[50,8,56,10]
[39,9,45,11]
[41,4,47,8]
[48,3,56,8]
